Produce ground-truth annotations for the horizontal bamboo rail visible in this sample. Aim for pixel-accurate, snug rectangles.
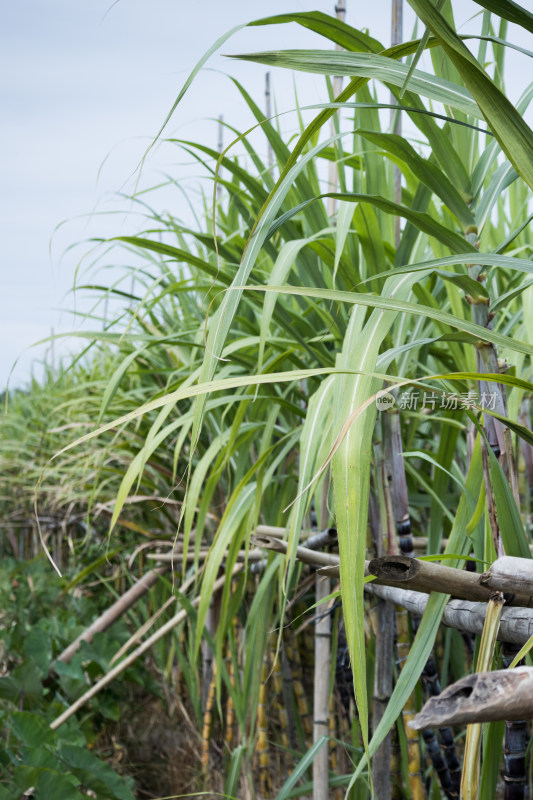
[365,583,533,645]
[369,555,495,603]
[250,534,341,569]
[253,537,533,607]
[147,548,265,563]
[411,667,533,728]
[479,556,533,594]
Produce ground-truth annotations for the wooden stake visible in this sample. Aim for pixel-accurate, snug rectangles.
[327,1,346,218]
[391,0,403,246]
[313,575,332,800]
[265,72,273,171]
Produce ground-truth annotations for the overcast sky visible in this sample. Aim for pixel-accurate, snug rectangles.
[2,1,530,390]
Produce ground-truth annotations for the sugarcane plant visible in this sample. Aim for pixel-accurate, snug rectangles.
[1,0,533,798]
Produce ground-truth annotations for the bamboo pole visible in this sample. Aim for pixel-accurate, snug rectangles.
[365,583,533,645]
[254,536,533,607]
[49,564,244,730]
[369,555,494,603]
[216,113,223,200]
[265,72,273,171]
[479,556,533,595]
[411,667,533,729]
[52,565,169,667]
[250,534,341,569]
[327,0,346,218]
[313,575,332,800]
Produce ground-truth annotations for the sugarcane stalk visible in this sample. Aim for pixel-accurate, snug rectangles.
[284,631,312,739]
[395,603,425,800]
[201,660,217,775]
[224,644,236,749]
[383,394,425,800]
[501,642,528,800]
[419,650,461,799]
[202,589,220,713]
[269,632,290,753]
[371,438,395,799]
[257,651,272,798]
[461,594,504,800]
[329,694,343,800]
[280,646,297,753]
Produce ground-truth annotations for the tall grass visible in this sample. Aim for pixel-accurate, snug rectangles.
[1,1,533,797]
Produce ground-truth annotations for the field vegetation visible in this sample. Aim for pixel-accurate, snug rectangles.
[1,1,533,798]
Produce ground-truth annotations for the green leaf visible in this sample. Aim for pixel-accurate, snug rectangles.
[268,191,475,253]
[471,0,533,34]
[228,50,482,118]
[356,129,475,229]
[59,743,136,800]
[244,285,533,357]
[9,712,55,748]
[274,736,328,800]
[406,0,533,190]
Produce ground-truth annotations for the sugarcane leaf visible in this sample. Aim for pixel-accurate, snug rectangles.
[508,633,533,668]
[471,0,533,33]
[229,50,482,119]
[362,253,533,285]
[331,270,422,754]
[274,736,328,800]
[406,0,533,190]
[244,286,533,357]
[334,201,354,283]
[268,192,475,253]
[433,270,490,301]
[249,11,383,53]
[356,129,475,229]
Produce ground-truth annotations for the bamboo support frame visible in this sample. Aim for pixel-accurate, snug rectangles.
[53,565,169,666]
[365,583,533,645]
[254,536,533,610]
[411,667,533,728]
[49,564,244,730]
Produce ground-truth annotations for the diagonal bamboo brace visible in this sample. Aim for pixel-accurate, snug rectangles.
[410,667,533,728]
